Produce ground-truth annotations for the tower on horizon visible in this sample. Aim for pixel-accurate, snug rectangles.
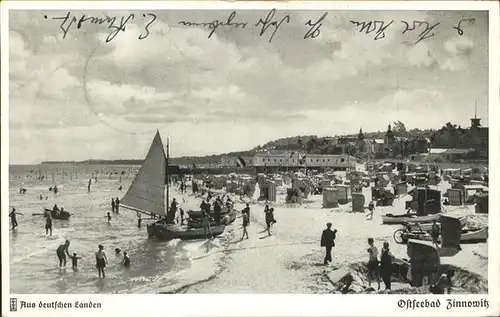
[471,102,481,129]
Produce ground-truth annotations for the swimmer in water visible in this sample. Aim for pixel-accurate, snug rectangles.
[56,240,71,267]
[106,212,112,223]
[69,252,82,269]
[95,244,108,278]
[122,251,130,268]
[9,208,23,229]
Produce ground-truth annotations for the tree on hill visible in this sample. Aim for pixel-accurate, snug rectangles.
[393,121,407,134]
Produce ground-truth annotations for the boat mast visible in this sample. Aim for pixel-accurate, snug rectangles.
[166,137,170,217]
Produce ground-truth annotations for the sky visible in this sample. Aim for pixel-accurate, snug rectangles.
[8,9,489,164]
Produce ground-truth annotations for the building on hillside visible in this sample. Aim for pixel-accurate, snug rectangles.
[469,112,489,150]
[356,128,371,154]
[252,151,305,167]
[417,148,475,162]
[253,151,355,170]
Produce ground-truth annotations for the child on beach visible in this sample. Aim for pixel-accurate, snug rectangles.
[69,253,82,269]
[366,238,380,290]
[122,252,131,268]
[106,212,112,223]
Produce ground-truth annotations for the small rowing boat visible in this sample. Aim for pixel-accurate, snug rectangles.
[44,208,71,220]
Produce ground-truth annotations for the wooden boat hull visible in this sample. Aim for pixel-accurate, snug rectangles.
[147,222,226,241]
[461,227,488,243]
[382,213,440,225]
[44,208,71,220]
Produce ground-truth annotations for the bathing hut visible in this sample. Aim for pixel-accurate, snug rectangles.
[322,188,339,208]
[273,176,283,187]
[406,214,462,286]
[334,184,352,204]
[427,171,438,186]
[450,178,470,190]
[463,185,488,204]
[474,193,488,214]
[446,188,464,206]
[394,182,408,196]
[351,193,365,212]
[320,179,332,188]
[414,187,441,215]
[259,181,277,202]
[282,174,292,185]
[212,176,225,190]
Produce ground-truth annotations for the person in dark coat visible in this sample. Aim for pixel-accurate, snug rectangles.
[320,223,337,265]
[379,241,394,290]
[431,220,440,245]
[213,200,222,225]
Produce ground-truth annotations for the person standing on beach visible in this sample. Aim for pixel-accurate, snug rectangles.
[202,210,213,239]
[243,203,250,218]
[137,212,142,228]
[241,211,249,240]
[95,245,108,278]
[431,220,440,245]
[45,213,53,236]
[265,207,276,236]
[213,200,222,225]
[379,241,394,290]
[111,198,115,213]
[56,240,71,267]
[88,178,92,192]
[320,223,337,265]
[115,197,120,213]
[366,238,380,290]
[9,208,23,229]
[367,201,375,220]
[179,208,185,225]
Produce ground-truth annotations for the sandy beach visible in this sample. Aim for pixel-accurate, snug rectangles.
[183,182,488,294]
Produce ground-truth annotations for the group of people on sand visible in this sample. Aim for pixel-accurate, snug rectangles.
[111,198,121,213]
[320,223,454,294]
[240,203,277,240]
[56,240,131,278]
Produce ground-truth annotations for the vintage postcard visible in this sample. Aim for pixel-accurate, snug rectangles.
[2,1,499,316]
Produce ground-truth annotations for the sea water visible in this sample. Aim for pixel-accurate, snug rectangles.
[8,164,233,294]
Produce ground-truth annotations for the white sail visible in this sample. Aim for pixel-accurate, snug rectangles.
[121,131,167,216]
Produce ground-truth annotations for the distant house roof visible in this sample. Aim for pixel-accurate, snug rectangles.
[374,139,384,144]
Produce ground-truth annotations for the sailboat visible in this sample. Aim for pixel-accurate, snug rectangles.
[120,130,229,241]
